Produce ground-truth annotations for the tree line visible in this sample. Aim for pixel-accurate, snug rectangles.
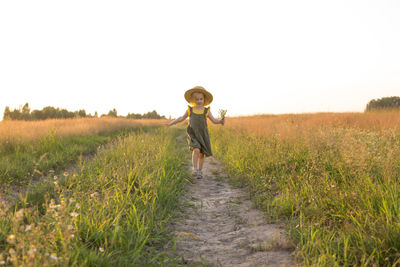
[365,96,400,112]
[3,103,166,120]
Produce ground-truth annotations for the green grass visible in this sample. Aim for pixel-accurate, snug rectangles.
[0,131,111,185]
[210,126,400,266]
[0,127,189,266]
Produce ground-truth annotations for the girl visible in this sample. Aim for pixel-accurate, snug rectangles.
[165,86,225,179]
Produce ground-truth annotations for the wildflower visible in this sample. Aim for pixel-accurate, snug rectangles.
[8,249,17,263]
[90,192,99,198]
[25,225,33,231]
[53,175,58,180]
[69,198,75,203]
[75,203,81,209]
[218,109,227,119]
[99,247,104,252]
[50,253,58,260]
[6,235,16,244]
[28,247,37,258]
[70,212,79,217]
[8,248,16,257]
[67,225,74,230]
[15,209,24,220]
[49,200,59,209]
[63,172,69,177]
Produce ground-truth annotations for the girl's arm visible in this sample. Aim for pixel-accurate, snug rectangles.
[165,110,188,127]
[207,110,225,125]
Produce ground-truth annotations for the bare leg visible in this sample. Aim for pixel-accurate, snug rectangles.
[198,153,205,171]
[192,148,200,171]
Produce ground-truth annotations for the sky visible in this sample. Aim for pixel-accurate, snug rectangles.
[1,0,400,119]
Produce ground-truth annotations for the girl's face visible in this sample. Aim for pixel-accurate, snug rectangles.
[192,92,205,107]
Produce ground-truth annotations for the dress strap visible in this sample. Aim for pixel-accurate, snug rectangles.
[205,107,210,117]
[187,105,192,116]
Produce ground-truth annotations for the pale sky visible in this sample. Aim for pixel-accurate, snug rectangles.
[1,0,400,119]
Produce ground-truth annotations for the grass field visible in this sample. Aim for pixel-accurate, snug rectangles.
[210,112,400,266]
[3,112,400,265]
[0,118,165,185]
[0,126,188,266]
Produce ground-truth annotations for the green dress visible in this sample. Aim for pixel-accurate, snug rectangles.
[186,105,213,157]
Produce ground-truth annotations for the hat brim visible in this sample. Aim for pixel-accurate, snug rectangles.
[184,87,213,106]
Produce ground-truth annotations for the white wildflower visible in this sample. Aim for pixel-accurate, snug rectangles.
[28,247,37,258]
[6,235,16,244]
[70,212,79,217]
[15,209,24,219]
[8,248,16,257]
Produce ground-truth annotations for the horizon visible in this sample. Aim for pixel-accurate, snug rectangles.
[3,99,400,122]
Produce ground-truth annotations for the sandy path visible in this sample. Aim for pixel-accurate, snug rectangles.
[173,156,295,266]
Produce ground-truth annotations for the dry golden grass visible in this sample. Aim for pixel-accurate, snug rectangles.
[0,117,166,143]
[210,111,400,265]
[222,112,400,139]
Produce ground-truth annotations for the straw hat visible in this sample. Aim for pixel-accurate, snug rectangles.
[184,86,213,106]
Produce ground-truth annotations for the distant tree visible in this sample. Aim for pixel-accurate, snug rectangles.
[126,110,166,119]
[107,108,118,117]
[2,103,92,120]
[2,103,167,121]
[21,103,31,120]
[7,106,22,120]
[3,106,11,120]
[76,109,87,118]
[126,112,142,119]
[365,96,400,112]
[31,109,43,120]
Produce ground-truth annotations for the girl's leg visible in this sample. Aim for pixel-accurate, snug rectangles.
[192,148,200,171]
[198,152,205,171]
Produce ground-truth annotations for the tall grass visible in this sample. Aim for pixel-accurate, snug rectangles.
[210,112,400,266]
[0,117,165,149]
[0,127,188,266]
[0,118,166,185]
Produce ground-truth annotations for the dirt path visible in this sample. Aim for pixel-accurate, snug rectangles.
[173,156,295,266]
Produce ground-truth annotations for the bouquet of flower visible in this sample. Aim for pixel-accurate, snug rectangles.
[218,109,227,125]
